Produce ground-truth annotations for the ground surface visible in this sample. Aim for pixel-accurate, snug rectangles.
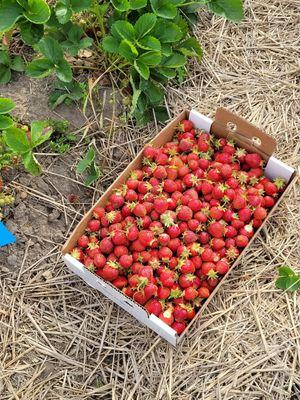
[1,0,300,399]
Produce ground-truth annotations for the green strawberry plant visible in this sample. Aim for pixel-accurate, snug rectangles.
[275,266,300,293]
[0,97,54,175]
[0,97,15,129]
[26,36,72,82]
[0,47,25,84]
[48,79,87,108]
[76,146,101,186]
[3,120,53,175]
[103,0,243,124]
[0,0,243,124]
[0,97,16,170]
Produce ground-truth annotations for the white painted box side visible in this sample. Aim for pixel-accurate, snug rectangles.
[264,156,295,181]
[189,110,213,131]
[63,254,178,345]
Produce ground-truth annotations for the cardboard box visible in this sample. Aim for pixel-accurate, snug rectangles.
[62,108,297,346]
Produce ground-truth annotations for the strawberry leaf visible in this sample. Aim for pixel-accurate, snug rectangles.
[275,266,300,293]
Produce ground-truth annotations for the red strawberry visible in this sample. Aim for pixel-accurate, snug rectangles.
[157,286,170,299]
[159,308,174,326]
[112,276,127,288]
[100,262,119,281]
[94,253,106,268]
[138,230,155,247]
[87,219,101,232]
[171,321,186,335]
[145,299,163,316]
[99,238,114,254]
[179,274,196,288]
[158,246,173,261]
[78,235,90,248]
[254,206,267,220]
[133,204,147,217]
[236,235,249,247]
[198,286,210,298]
[179,119,194,132]
[93,206,105,219]
[215,260,229,275]
[71,247,84,261]
[208,221,224,238]
[143,145,158,159]
[245,153,262,168]
[110,193,125,209]
[238,207,252,222]
[160,269,176,287]
[119,254,133,268]
[177,205,193,221]
[133,291,148,305]
[174,305,188,322]
[184,286,198,301]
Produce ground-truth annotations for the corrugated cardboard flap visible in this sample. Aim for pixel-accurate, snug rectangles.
[211,108,277,160]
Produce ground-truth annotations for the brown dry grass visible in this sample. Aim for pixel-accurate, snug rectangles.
[1,0,300,399]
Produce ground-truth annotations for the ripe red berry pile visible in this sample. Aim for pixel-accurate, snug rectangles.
[70,119,286,335]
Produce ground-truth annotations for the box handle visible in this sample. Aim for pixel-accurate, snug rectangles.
[211,108,277,160]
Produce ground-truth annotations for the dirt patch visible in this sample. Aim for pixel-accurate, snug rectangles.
[1,74,123,128]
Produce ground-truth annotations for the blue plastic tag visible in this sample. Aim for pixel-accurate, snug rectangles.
[0,222,16,247]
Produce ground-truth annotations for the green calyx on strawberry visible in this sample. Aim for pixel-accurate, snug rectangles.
[206,269,218,279]
[160,211,176,227]
[274,177,286,190]
[169,288,183,299]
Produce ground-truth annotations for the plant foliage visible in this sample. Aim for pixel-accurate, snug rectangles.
[0,0,243,123]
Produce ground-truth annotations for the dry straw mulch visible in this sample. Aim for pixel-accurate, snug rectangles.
[1,0,300,399]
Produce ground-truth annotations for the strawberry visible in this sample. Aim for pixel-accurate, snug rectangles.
[163,179,177,193]
[198,286,210,298]
[100,262,119,281]
[171,321,186,335]
[119,254,133,268]
[177,205,193,221]
[208,221,224,238]
[145,299,163,316]
[159,308,174,325]
[174,304,188,322]
[87,219,101,232]
[138,230,155,247]
[245,153,262,168]
[133,291,148,305]
[179,119,193,132]
[215,260,229,275]
[184,286,198,301]
[238,207,252,222]
[78,235,90,248]
[157,286,171,299]
[110,193,125,209]
[160,269,176,287]
[112,276,127,288]
[236,235,249,248]
[254,206,267,220]
[158,247,173,261]
[94,253,106,268]
[133,204,147,217]
[179,274,196,288]
[99,238,114,254]
[93,206,105,219]
[154,197,169,214]
[71,247,84,261]
[143,145,158,159]
[179,259,195,274]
